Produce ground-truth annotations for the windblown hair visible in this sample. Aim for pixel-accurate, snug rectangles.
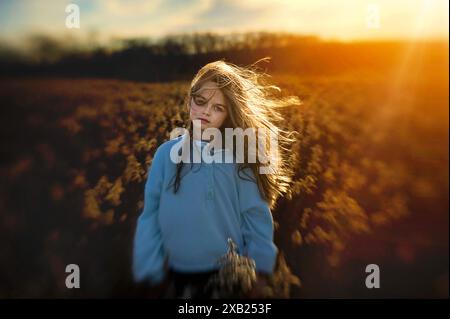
[171,58,301,210]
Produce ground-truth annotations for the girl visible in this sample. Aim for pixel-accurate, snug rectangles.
[133,58,301,298]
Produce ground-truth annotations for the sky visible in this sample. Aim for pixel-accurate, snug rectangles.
[0,0,448,46]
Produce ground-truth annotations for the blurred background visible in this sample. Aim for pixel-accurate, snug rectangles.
[0,0,448,298]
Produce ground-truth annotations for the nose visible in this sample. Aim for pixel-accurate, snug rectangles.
[202,103,213,115]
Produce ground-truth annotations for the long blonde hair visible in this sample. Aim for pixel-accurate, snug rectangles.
[173,58,301,210]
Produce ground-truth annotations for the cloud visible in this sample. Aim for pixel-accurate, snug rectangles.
[102,0,162,16]
[81,0,215,39]
[0,0,448,43]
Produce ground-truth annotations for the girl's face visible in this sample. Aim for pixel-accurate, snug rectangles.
[189,81,228,132]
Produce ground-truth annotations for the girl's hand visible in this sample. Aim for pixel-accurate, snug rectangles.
[245,273,271,299]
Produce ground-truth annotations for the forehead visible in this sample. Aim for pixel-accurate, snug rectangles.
[195,81,225,102]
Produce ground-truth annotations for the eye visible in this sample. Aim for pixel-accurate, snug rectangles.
[193,95,206,105]
[214,105,225,112]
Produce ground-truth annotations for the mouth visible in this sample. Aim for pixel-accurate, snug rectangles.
[197,118,210,123]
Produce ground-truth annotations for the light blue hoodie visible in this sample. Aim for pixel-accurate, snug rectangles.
[132,133,278,284]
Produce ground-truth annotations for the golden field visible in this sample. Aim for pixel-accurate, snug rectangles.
[0,43,447,297]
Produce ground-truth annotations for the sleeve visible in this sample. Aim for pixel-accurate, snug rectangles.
[132,145,168,285]
[237,167,278,275]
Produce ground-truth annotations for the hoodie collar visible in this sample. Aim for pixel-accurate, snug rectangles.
[176,132,234,163]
